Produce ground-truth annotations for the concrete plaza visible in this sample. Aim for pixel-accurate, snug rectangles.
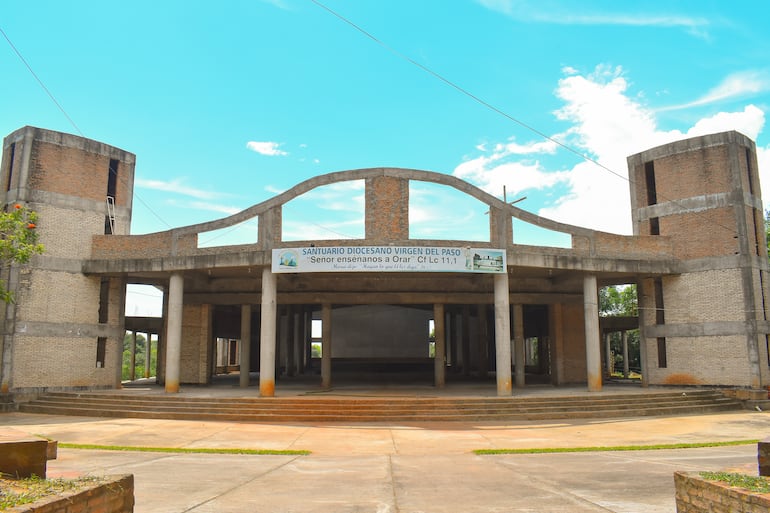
[3,403,769,513]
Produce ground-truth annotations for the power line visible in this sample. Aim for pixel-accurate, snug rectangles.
[0,26,84,138]
[307,0,628,185]
[1,25,171,230]
[307,0,748,239]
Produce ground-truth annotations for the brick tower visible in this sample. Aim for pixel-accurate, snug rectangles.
[0,127,135,395]
[628,131,769,388]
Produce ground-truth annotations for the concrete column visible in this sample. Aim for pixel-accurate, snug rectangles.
[448,311,457,371]
[462,306,471,376]
[513,303,525,388]
[494,273,512,396]
[259,267,277,397]
[304,309,313,373]
[144,333,152,379]
[240,304,251,387]
[550,304,564,386]
[296,307,305,375]
[165,273,184,393]
[276,308,285,378]
[433,303,446,387]
[321,303,332,389]
[622,331,630,378]
[637,279,650,388]
[476,304,489,377]
[605,332,613,376]
[129,331,137,381]
[583,274,602,392]
[281,305,295,376]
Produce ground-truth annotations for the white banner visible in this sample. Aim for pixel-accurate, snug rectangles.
[272,246,506,274]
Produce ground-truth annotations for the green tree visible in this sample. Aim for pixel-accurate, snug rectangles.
[600,284,641,377]
[599,284,637,316]
[122,332,156,381]
[0,204,44,303]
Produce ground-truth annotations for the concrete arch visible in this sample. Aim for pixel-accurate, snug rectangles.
[172,167,597,244]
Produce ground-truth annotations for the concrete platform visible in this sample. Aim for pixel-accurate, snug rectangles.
[3,398,770,512]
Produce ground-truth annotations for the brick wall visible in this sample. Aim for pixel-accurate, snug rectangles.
[12,474,134,513]
[0,127,134,393]
[651,335,750,386]
[664,270,745,324]
[674,471,770,513]
[365,176,409,241]
[16,271,99,324]
[558,303,587,383]
[33,204,104,259]
[180,304,212,384]
[11,336,117,388]
[28,139,133,208]
[665,208,739,260]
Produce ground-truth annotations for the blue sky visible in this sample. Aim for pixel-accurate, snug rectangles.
[2,0,770,314]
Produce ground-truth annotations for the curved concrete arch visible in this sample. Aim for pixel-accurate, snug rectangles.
[173,167,598,241]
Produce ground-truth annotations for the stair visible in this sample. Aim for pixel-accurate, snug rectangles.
[18,389,744,423]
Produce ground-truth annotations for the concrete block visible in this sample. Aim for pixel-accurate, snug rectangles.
[0,428,50,478]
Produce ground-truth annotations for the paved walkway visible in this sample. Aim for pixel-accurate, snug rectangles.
[4,405,770,513]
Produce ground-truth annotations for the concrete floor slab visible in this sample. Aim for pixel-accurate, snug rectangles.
[2,404,769,512]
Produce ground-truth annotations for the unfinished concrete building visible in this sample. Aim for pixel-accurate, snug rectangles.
[0,126,767,399]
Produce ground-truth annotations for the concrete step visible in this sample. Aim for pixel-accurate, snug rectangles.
[18,390,743,422]
[22,394,737,412]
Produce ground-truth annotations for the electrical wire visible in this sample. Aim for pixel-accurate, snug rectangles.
[0,26,84,138]
[307,0,752,239]
[1,25,171,230]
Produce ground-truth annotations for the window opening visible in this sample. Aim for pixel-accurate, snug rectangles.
[6,142,15,192]
[746,149,755,196]
[107,159,119,199]
[649,217,660,236]
[656,338,667,368]
[98,279,110,323]
[644,161,657,205]
[653,278,665,325]
[105,160,119,235]
[311,319,322,357]
[96,337,106,368]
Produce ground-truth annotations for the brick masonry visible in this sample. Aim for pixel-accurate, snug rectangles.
[674,471,770,513]
[2,126,769,393]
[9,474,135,513]
[0,127,133,393]
[629,131,770,388]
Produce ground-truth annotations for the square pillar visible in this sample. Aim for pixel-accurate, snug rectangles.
[494,273,512,396]
[259,267,277,397]
[164,273,184,393]
[583,274,602,392]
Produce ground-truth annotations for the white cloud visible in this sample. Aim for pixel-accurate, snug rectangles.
[282,218,363,240]
[685,105,765,140]
[246,141,288,156]
[186,201,241,216]
[455,156,568,199]
[136,178,224,200]
[454,65,768,235]
[264,184,286,195]
[293,180,365,213]
[659,71,770,111]
[476,0,711,37]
